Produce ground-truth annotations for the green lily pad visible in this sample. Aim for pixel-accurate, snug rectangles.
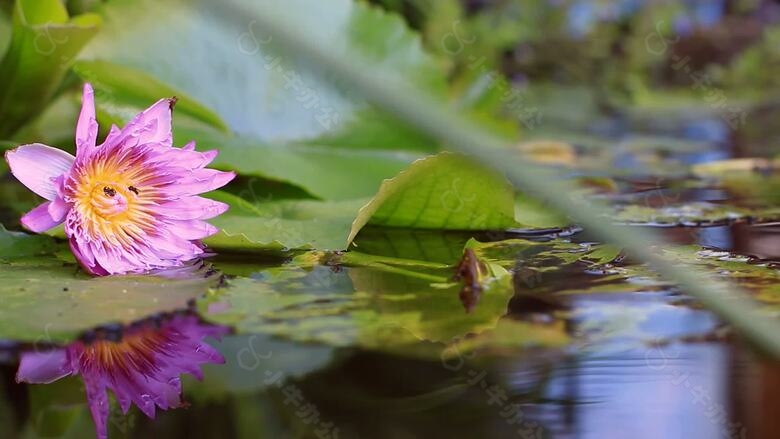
[0,225,59,260]
[0,258,220,343]
[609,202,780,226]
[200,249,516,358]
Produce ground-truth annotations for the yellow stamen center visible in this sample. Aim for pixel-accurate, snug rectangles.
[72,161,156,245]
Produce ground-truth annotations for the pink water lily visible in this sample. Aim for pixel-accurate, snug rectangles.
[4,84,235,275]
[16,316,228,439]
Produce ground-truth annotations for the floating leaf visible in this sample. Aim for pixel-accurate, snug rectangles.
[0,258,220,343]
[0,225,59,260]
[514,140,577,166]
[610,202,780,226]
[692,158,780,178]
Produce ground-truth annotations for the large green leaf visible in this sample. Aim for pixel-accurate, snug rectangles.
[204,149,521,252]
[72,60,229,132]
[205,191,367,251]
[0,0,101,137]
[348,152,518,242]
[81,0,445,149]
[183,128,421,200]
[0,259,220,343]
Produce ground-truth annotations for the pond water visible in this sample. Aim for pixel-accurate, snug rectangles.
[1,114,778,439]
[0,219,777,438]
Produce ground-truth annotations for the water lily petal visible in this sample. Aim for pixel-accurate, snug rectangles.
[21,202,64,232]
[5,143,75,200]
[83,374,110,439]
[47,197,72,222]
[167,169,236,197]
[124,98,175,147]
[15,350,73,384]
[157,197,229,220]
[166,219,219,240]
[76,83,99,153]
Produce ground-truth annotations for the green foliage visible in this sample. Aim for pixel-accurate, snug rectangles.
[348,152,518,240]
[205,191,366,251]
[0,0,101,137]
[0,0,779,370]
[3,2,780,438]
[81,0,446,147]
[0,225,59,260]
[0,259,219,342]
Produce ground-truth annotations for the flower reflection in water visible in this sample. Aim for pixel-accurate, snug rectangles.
[16,315,229,439]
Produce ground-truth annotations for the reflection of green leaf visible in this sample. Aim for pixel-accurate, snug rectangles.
[189,335,335,398]
[352,228,473,265]
[348,152,518,243]
[0,258,219,343]
[27,378,85,438]
[0,0,101,137]
[451,319,570,355]
[82,0,445,147]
